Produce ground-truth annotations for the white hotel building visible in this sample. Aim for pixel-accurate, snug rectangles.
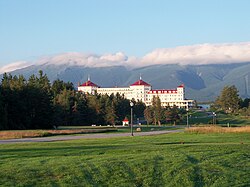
[78,77,194,108]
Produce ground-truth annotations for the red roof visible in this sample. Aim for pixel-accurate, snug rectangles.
[122,117,129,122]
[79,80,99,87]
[130,79,151,86]
[178,84,185,88]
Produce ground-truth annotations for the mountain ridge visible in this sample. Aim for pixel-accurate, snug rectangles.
[1,62,250,102]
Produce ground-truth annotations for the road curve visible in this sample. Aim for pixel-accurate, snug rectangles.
[0,129,183,144]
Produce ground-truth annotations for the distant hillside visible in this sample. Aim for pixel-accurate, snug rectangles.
[1,62,250,102]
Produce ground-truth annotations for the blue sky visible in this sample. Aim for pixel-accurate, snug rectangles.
[1,0,250,67]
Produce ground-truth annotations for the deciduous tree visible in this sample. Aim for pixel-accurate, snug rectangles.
[144,106,153,125]
[152,96,164,125]
[165,106,181,126]
[215,85,240,113]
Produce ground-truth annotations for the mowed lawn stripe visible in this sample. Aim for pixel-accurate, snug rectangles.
[0,132,249,186]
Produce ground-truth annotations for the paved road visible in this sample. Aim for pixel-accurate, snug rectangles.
[0,129,183,144]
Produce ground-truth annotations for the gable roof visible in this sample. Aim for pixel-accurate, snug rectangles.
[177,84,185,88]
[130,79,151,86]
[122,118,129,122]
[79,80,99,87]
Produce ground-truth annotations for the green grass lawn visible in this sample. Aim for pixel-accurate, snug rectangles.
[0,132,249,186]
[115,126,183,133]
[184,110,250,126]
[217,113,250,126]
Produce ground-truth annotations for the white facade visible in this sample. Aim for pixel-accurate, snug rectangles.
[97,87,131,98]
[78,78,193,108]
[145,86,193,108]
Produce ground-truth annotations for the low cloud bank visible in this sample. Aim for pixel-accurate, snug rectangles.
[141,42,250,66]
[0,61,31,74]
[1,42,250,73]
[36,52,129,67]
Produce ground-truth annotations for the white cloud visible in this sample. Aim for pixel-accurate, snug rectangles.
[36,52,130,67]
[0,61,30,74]
[141,42,250,66]
[100,52,128,62]
[1,42,250,73]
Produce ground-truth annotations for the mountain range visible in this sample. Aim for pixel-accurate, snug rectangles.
[1,61,250,102]
[1,43,250,102]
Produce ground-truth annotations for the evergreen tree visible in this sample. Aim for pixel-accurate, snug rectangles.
[26,86,53,129]
[0,72,53,129]
[87,94,104,124]
[104,98,117,126]
[113,93,130,124]
[71,93,90,125]
[51,79,74,98]
[1,73,11,88]
[37,70,51,92]
[54,89,75,126]
[0,86,5,129]
[25,73,53,129]
[1,74,27,129]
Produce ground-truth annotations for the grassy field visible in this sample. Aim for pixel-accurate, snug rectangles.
[0,132,249,186]
[186,110,250,126]
[115,125,183,133]
[186,126,250,133]
[216,113,250,126]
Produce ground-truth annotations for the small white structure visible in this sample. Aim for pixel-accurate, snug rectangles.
[122,118,129,126]
[78,76,194,108]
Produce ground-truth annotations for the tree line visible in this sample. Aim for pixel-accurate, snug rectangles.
[4,71,248,130]
[0,71,189,130]
[0,71,147,130]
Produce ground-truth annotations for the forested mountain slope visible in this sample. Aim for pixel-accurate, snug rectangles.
[1,62,250,102]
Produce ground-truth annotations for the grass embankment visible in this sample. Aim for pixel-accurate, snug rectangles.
[0,127,117,140]
[0,132,249,186]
